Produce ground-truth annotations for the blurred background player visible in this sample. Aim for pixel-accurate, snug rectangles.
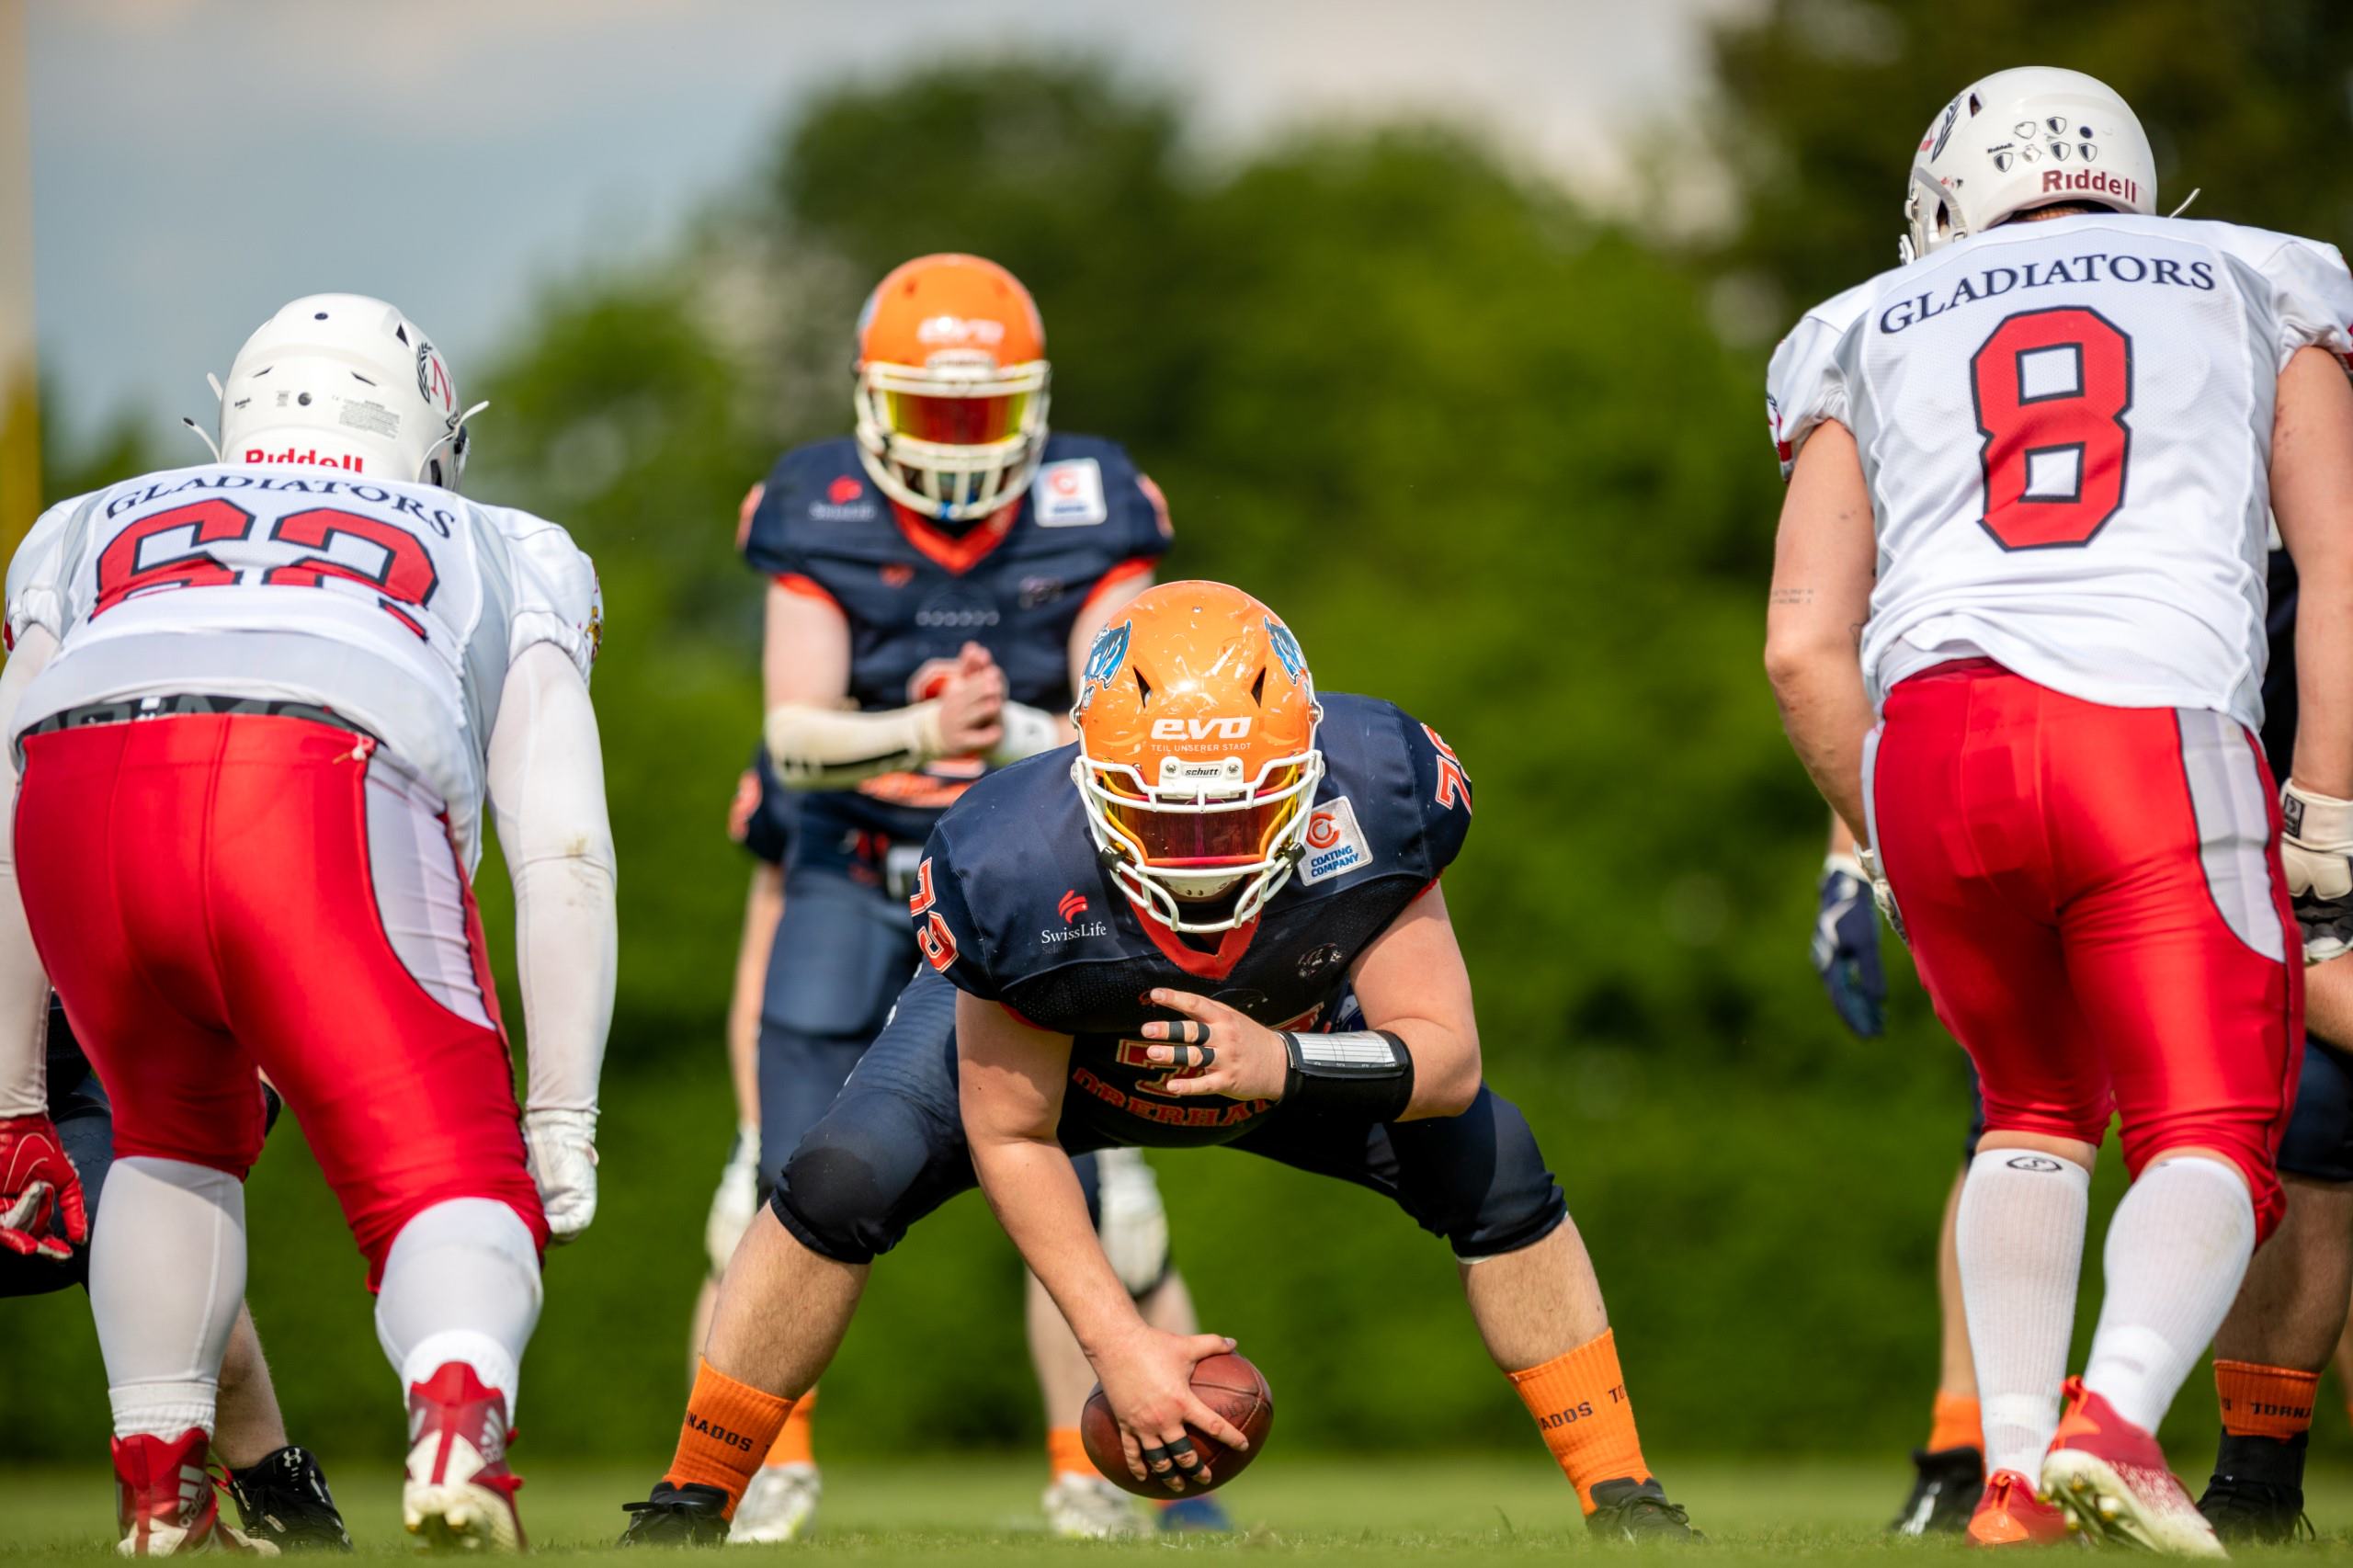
[619,582,1699,1545]
[717,252,1221,1540]
[1768,66,2353,1553]
[0,295,614,1553]
[1814,541,2353,1543]
[1,997,350,1551]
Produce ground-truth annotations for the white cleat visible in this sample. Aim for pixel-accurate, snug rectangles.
[728,1462,820,1545]
[2042,1449,2227,1558]
[1041,1473,1146,1540]
[403,1363,525,1552]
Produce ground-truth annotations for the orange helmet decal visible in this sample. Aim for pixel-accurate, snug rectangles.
[1072,581,1324,935]
[852,254,1051,524]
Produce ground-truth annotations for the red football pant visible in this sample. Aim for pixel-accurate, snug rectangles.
[14,714,547,1282]
[1869,663,2301,1239]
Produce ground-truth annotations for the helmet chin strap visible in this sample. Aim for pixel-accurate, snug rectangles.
[2167,187,2202,219]
[178,373,227,462]
[421,400,491,483]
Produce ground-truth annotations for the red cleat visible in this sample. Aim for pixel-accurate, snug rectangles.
[113,1429,277,1557]
[404,1362,526,1552]
[2040,1379,2223,1557]
[1966,1469,2070,1548]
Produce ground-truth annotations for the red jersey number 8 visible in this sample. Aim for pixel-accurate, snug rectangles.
[1970,306,2133,551]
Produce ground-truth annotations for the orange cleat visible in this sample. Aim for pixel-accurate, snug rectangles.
[1966,1469,2070,1547]
[2040,1379,2223,1557]
[112,1429,277,1557]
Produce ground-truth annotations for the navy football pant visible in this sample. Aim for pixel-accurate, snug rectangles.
[769,969,1568,1267]
[1958,1039,2353,1182]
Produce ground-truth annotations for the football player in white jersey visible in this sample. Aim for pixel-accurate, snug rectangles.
[0,296,616,1553]
[1766,68,2353,1554]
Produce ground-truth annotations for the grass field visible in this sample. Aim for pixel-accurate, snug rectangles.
[7,1459,2353,1562]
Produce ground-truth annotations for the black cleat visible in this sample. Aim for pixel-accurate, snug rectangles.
[2199,1428,2314,1544]
[1887,1445,1983,1536]
[1586,1477,1702,1542]
[619,1482,733,1547]
[224,1446,353,1552]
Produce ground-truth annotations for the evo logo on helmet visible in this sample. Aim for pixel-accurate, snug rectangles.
[1152,717,1251,741]
[2042,167,2138,205]
[915,314,1005,347]
[245,447,363,472]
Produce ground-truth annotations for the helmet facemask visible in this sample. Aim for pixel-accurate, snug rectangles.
[853,354,1050,523]
[1074,741,1324,936]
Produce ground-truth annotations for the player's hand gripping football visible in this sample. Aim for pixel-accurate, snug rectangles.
[1093,1325,1250,1494]
[2283,781,2353,962]
[936,642,1006,756]
[524,1107,598,1244]
[0,1113,88,1261]
[1131,989,1290,1102]
[1813,853,1887,1037]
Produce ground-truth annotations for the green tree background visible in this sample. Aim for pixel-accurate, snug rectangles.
[11,2,2353,1468]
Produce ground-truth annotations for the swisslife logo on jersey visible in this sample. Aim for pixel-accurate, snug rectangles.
[1300,796,1371,884]
[1031,459,1108,527]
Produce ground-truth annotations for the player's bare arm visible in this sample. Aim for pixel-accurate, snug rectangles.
[956,991,1248,1493]
[2270,346,2353,952]
[759,574,1006,781]
[1134,883,1481,1119]
[1765,420,1879,838]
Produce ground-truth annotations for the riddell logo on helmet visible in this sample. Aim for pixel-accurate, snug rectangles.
[245,447,363,472]
[2040,167,2138,205]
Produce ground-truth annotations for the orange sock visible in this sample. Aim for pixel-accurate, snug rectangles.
[1926,1391,1984,1454]
[1508,1328,1653,1514]
[1046,1426,1093,1480]
[665,1358,794,1517]
[763,1385,816,1469]
[2215,1360,2319,1440]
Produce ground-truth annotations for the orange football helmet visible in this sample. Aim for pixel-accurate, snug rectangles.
[1072,581,1324,934]
[853,253,1051,523]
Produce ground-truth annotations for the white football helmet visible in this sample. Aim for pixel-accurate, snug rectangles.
[1901,67,2157,263]
[205,294,484,488]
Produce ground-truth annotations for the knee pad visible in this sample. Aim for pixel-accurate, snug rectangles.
[2279,1039,2353,1184]
[1387,1088,1567,1259]
[772,1101,940,1267]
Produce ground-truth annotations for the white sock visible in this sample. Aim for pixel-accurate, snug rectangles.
[374,1198,542,1417]
[2083,1155,2256,1434]
[1957,1147,2091,1479]
[89,1157,246,1440]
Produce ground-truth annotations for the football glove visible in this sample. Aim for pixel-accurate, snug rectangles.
[2283,782,2353,963]
[1813,853,1886,1039]
[704,1123,762,1277]
[0,1113,87,1261]
[1094,1147,1171,1298]
[1856,845,1907,947]
[523,1108,598,1244]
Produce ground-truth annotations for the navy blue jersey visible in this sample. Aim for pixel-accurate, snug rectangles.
[912,693,1474,1147]
[727,745,796,868]
[743,433,1171,867]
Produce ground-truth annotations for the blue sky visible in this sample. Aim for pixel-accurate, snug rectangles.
[27,0,1735,437]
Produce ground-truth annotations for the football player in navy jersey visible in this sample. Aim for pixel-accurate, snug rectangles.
[621,583,1699,1545]
[714,254,1218,1540]
[1,1000,351,1550]
[1812,543,2353,1543]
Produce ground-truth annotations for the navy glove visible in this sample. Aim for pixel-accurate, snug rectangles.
[1813,854,1886,1038]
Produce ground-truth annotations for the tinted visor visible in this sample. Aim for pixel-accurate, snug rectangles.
[1106,766,1303,868]
[885,389,1031,447]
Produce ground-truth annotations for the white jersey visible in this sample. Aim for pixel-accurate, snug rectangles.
[5,463,599,864]
[1768,213,2353,730]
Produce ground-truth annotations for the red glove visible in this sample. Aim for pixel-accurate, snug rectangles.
[0,1113,89,1261]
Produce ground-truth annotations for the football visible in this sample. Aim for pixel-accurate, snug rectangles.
[1079,1352,1274,1497]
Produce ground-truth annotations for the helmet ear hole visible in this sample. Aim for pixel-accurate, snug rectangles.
[1133,668,1153,702]
[1250,668,1267,705]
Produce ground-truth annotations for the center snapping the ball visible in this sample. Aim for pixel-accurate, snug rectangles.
[1079,1352,1273,1497]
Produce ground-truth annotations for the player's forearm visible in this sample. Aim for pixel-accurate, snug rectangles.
[2272,345,2353,796]
[725,865,783,1126]
[1768,653,1876,841]
[2307,954,2353,1051]
[487,647,617,1114]
[0,631,55,1118]
[762,699,948,789]
[970,1132,1144,1358]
